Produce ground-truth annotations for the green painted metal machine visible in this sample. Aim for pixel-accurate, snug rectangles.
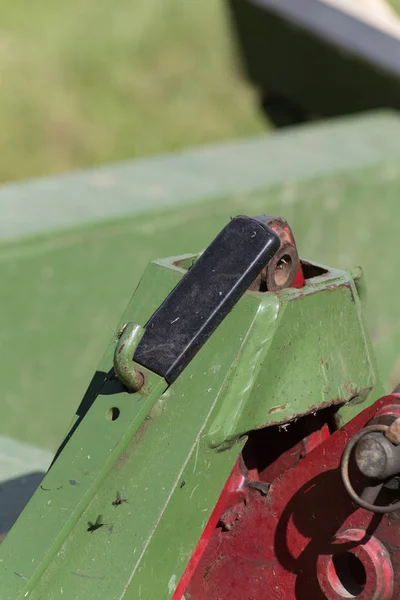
[1,207,395,599]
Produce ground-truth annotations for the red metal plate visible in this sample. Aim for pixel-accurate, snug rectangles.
[184,396,400,599]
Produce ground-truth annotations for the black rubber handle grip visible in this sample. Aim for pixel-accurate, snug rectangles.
[134,215,280,383]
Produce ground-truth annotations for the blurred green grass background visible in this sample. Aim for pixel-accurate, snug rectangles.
[0,0,266,183]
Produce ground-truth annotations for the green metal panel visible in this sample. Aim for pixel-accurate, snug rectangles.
[0,249,384,599]
[1,111,400,451]
[208,264,381,447]
[2,111,400,241]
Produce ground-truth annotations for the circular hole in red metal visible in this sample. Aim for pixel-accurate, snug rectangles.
[330,552,366,598]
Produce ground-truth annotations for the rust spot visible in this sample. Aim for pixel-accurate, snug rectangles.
[204,553,226,581]
[293,283,341,299]
[112,409,155,471]
[268,404,288,415]
[117,323,128,339]
[344,381,357,396]
[247,216,301,293]
[261,390,370,429]
[117,343,125,355]
[130,370,154,397]
[172,256,197,271]
[114,451,128,470]
[172,259,189,270]
[132,370,145,394]
[326,283,340,291]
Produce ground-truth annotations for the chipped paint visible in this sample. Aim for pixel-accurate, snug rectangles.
[268,404,288,415]
[168,574,177,594]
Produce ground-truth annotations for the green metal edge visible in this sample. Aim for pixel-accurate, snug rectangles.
[1,111,400,242]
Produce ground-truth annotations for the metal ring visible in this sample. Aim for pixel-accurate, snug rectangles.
[341,423,400,513]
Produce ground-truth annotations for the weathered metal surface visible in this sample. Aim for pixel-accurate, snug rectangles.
[208,260,383,447]
[318,528,394,600]
[0,258,258,599]
[0,231,385,598]
[175,414,333,600]
[249,215,301,292]
[185,395,400,599]
[1,112,400,450]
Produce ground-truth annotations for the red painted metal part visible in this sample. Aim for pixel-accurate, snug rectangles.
[318,529,394,600]
[172,459,259,600]
[292,263,305,289]
[180,395,400,599]
[173,409,331,599]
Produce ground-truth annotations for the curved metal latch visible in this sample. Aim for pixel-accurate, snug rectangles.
[113,322,146,392]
